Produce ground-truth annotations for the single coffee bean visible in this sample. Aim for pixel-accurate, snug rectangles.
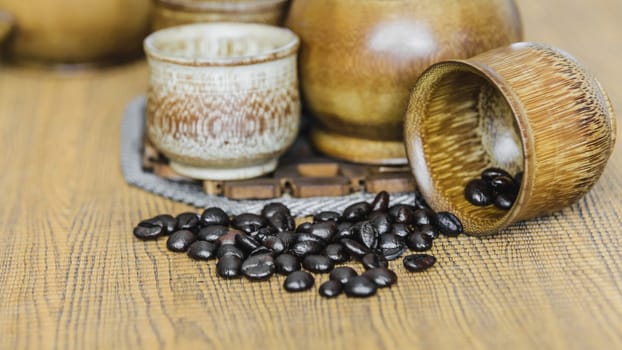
[217,245,245,259]
[166,230,196,252]
[413,209,435,226]
[314,211,341,223]
[332,222,355,242]
[465,179,495,206]
[309,221,337,241]
[406,232,433,252]
[392,205,414,224]
[235,233,261,253]
[275,254,300,275]
[330,266,358,285]
[319,280,343,298]
[482,168,512,183]
[342,201,372,222]
[296,222,313,233]
[197,225,228,242]
[250,246,274,256]
[217,230,240,246]
[378,233,407,260]
[391,223,413,238]
[403,254,437,272]
[200,207,229,226]
[217,255,242,279]
[241,254,275,281]
[290,241,323,258]
[343,276,377,298]
[187,241,217,261]
[262,236,286,255]
[357,221,379,250]
[324,243,349,264]
[363,268,397,288]
[436,212,463,237]
[417,224,438,240]
[370,191,390,212]
[283,271,314,292]
[296,233,326,245]
[361,253,388,270]
[143,214,177,234]
[490,175,517,194]
[261,202,291,219]
[341,239,370,258]
[369,212,392,235]
[302,255,334,273]
[176,212,200,231]
[250,226,277,242]
[269,212,295,232]
[495,192,516,210]
[133,222,164,240]
[277,231,298,249]
[232,213,268,233]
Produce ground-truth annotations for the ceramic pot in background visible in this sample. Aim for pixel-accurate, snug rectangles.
[286,0,523,165]
[0,0,152,64]
[152,0,290,31]
[404,42,617,235]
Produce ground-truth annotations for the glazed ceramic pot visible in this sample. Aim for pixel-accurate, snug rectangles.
[152,0,289,31]
[405,42,617,235]
[145,23,301,180]
[286,0,523,165]
[0,0,152,63]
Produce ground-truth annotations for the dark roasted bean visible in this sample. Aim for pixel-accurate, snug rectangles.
[403,254,436,272]
[187,241,217,260]
[370,191,390,212]
[490,175,517,194]
[314,211,341,223]
[143,214,177,234]
[341,239,370,258]
[275,254,300,275]
[391,205,414,224]
[166,230,195,252]
[133,222,164,240]
[378,233,407,260]
[406,232,433,252]
[217,230,240,246]
[465,179,495,206]
[250,246,274,256]
[269,212,295,232]
[495,192,516,210]
[217,245,245,259]
[200,207,229,226]
[302,255,334,273]
[369,211,392,235]
[413,209,435,226]
[283,271,314,292]
[309,221,337,241]
[261,202,291,219]
[324,243,349,264]
[343,276,377,297]
[329,266,357,285]
[277,231,298,248]
[262,236,286,255]
[342,201,372,222]
[217,255,242,278]
[296,233,326,245]
[290,241,323,258]
[235,233,261,253]
[250,226,277,242]
[296,222,313,233]
[363,268,397,288]
[361,253,388,270]
[436,212,463,236]
[197,225,228,242]
[241,254,275,281]
[357,221,379,250]
[391,223,412,238]
[332,222,355,242]
[319,280,343,298]
[176,212,200,230]
[482,168,512,183]
[417,224,438,239]
[232,213,268,233]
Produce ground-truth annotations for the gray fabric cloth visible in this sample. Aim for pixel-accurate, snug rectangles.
[120,96,416,216]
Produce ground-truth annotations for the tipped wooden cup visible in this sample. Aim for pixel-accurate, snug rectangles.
[404,42,617,235]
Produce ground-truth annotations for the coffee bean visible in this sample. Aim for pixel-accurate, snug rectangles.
[217,230,240,246]
[235,233,261,253]
[217,255,242,279]
[314,211,341,223]
[378,233,407,260]
[197,225,228,242]
[341,239,370,258]
[296,222,313,233]
[465,179,495,206]
[490,175,517,194]
[369,212,392,235]
[403,254,436,272]
[277,231,298,249]
[275,254,300,275]
[133,222,164,240]
[319,280,343,298]
[495,192,516,210]
[343,276,377,297]
[263,236,286,255]
[413,209,435,226]
[332,222,355,242]
[296,233,326,245]
[406,232,433,252]
[217,245,245,259]
[356,221,379,250]
[329,267,357,285]
[302,255,334,273]
[232,213,268,233]
[481,168,512,183]
[309,221,337,242]
[166,230,195,252]
[250,226,277,242]
[361,253,388,270]
[290,241,323,258]
[283,271,314,292]
[200,207,229,226]
[391,223,412,238]
[261,202,291,219]
[250,246,274,256]
[269,212,295,232]
[176,212,199,231]
[143,214,177,234]
[391,205,414,224]
[241,254,275,281]
[324,243,349,264]
[417,224,438,239]
[342,201,372,222]
[363,268,397,288]
[370,191,390,212]
[187,241,217,260]
[436,212,463,237]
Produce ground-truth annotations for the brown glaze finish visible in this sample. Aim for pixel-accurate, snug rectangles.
[405,42,617,235]
[286,0,522,164]
[0,0,152,63]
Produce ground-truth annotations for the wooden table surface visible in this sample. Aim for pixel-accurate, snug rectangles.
[1,1,621,349]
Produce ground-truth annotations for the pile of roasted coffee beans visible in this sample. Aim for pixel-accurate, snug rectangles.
[464,168,523,210]
[133,191,463,298]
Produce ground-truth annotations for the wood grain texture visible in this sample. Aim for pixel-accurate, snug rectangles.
[0,0,621,349]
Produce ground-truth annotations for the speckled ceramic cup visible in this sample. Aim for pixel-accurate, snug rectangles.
[144,23,300,180]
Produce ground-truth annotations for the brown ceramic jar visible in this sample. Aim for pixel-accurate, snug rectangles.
[286,0,523,165]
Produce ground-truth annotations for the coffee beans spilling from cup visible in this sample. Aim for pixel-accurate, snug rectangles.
[133,191,462,298]
[464,168,523,210]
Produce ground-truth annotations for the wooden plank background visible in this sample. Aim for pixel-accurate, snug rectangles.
[1,0,621,349]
